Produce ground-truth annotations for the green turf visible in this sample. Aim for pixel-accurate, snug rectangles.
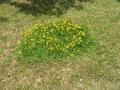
[0,0,120,90]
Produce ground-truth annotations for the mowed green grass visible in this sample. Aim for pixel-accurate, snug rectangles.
[0,0,120,90]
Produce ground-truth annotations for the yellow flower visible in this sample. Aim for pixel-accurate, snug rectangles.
[35,23,39,27]
[66,45,69,49]
[81,32,86,36]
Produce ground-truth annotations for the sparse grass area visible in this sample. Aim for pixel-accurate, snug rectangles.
[0,0,120,90]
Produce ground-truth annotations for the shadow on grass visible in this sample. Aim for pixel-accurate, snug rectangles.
[9,0,91,16]
[0,16,9,22]
[0,0,11,4]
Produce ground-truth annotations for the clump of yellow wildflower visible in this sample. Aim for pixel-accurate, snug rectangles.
[18,19,89,58]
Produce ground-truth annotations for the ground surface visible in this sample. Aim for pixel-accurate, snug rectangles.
[0,0,120,90]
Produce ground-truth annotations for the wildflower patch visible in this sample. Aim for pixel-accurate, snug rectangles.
[18,19,90,59]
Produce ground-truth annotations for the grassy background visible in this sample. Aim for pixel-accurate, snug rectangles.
[0,0,120,89]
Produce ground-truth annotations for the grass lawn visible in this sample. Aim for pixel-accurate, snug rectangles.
[0,0,120,90]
